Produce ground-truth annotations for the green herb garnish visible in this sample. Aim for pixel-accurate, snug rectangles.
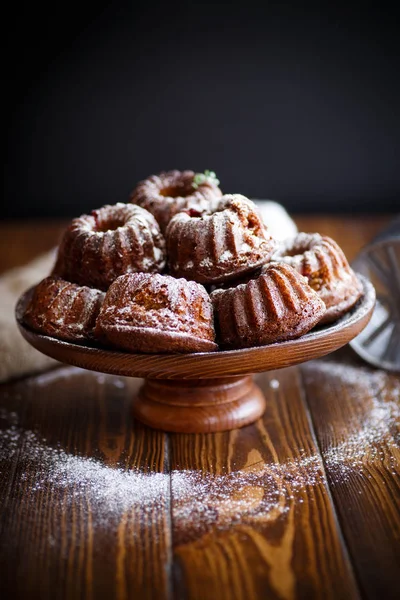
[193,170,220,189]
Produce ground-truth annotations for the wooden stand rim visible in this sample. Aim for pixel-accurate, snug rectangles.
[16,275,375,381]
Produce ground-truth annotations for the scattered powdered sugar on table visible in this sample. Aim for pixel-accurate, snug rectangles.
[324,394,399,478]
[0,407,18,424]
[0,407,21,459]
[172,452,324,543]
[1,356,399,542]
[0,408,326,541]
[306,359,400,392]
[269,378,280,390]
[33,366,85,387]
[305,360,400,483]
[0,407,168,534]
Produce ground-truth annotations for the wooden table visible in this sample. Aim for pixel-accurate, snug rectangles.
[0,216,399,600]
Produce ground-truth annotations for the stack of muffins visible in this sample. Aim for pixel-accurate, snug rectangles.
[23,170,363,353]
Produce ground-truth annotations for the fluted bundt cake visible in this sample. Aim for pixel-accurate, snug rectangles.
[53,203,166,291]
[23,276,104,343]
[211,263,326,349]
[20,167,364,357]
[272,233,363,324]
[130,170,222,232]
[166,194,277,284]
[96,273,218,353]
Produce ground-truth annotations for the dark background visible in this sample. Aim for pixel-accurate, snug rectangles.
[4,1,400,219]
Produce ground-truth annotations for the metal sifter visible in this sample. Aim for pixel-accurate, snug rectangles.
[350,215,400,372]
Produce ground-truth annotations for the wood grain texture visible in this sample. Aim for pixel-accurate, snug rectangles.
[169,368,359,600]
[1,216,399,599]
[0,368,171,600]
[0,379,30,543]
[301,350,400,600]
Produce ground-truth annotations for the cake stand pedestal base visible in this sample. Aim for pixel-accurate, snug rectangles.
[132,376,266,433]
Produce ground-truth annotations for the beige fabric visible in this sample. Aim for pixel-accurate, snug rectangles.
[0,203,297,382]
[0,250,59,383]
[253,200,298,241]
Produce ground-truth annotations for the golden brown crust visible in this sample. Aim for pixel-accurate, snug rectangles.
[23,276,105,343]
[96,273,218,353]
[130,170,222,232]
[211,263,326,349]
[26,182,363,356]
[166,194,277,284]
[272,233,363,324]
[53,203,166,291]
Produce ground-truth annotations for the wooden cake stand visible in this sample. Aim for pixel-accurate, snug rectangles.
[16,276,375,433]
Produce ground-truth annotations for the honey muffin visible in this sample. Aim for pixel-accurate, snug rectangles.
[272,233,363,324]
[211,263,326,349]
[53,203,166,291]
[23,276,104,343]
[96,273,218,353]
[166,194,277,285]
[130,169,222,232]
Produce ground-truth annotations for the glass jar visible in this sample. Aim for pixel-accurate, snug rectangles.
[351,215,400,372]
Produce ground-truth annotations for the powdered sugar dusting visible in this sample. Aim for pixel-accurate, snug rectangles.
[172,451,324,543]
[33,366,84,386]
[323,397,399,482]
[0,408,327,541]
[1,358,398,543]
[0,407,21,459]
[0,408,168,535]
[23,278,104,340]
[305,359,400,483]
[199,257,213,268]
[219,250,233,262]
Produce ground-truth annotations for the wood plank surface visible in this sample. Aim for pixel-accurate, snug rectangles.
[169,368,359,600]
[0,369,171,600]
[301,350,400,600]
[1,215,399,599]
